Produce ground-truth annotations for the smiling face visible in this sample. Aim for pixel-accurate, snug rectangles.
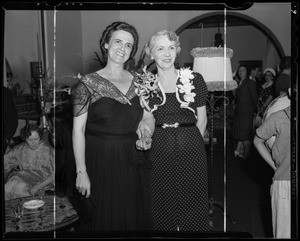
[264,71,274,82]
[26,130,41,150]
[104,30,134,65]
[150,35,178,71]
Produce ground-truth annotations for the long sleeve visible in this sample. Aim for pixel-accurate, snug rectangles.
[4,144,21,172]
[3,87,18,142]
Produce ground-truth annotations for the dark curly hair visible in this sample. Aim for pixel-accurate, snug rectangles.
[99,21,139,65]
[20,123,43,141]
[235,64,250,81]
[279,56,291,72]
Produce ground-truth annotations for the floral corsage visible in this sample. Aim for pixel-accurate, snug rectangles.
[176,67,196,116]
[134,66,163,112]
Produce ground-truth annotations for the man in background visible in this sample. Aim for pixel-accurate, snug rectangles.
[275,56,291,97]
[2,86,18,154]
[249,65,260,82]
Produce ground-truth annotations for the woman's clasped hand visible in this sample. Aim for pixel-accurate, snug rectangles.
[136,121,153,150]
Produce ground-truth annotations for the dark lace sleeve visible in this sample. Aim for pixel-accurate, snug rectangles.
[71,80,91,117]
[193,72,208,107]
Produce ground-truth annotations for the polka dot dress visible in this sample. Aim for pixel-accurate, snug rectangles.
[149,72,210,231]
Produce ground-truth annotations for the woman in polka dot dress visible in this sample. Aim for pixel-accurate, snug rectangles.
[138,30,210,231]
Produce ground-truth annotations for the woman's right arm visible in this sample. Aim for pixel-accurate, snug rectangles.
[136,109,155,150]
[137,109,155,139]
[72,112,91,198]
[253,134,276,171]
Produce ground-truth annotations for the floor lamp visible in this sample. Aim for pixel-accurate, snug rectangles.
[191,47,237,229]
[37,62,48,131]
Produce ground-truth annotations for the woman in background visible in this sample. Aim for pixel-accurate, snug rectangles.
[4,123,54,200]
[275,56,291,97]
[256,68,276,123]
[233,64,258,159]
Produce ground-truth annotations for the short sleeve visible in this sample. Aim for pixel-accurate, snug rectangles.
[193,72,208,107]
[256,111,278,140]
[71,80,91,117]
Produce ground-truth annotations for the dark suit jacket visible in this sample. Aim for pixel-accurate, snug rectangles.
[2,86,18,151]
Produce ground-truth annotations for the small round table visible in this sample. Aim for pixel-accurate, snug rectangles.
[5,195,79,232]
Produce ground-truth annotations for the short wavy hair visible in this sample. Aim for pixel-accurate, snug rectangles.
[99,21,139,64]
[145,30,181,57]
[20,123,43,141]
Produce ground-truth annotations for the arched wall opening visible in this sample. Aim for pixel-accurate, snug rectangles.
[175,12,284,73]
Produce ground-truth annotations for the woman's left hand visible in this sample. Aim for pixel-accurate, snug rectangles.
[136,137,152,150]
[136,121,152,139]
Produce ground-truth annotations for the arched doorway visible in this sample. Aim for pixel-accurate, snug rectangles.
[175,12,284,73]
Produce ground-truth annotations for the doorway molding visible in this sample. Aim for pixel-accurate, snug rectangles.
[175,12,285,59]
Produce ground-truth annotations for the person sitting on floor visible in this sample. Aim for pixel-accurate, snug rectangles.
[4,123,54,200]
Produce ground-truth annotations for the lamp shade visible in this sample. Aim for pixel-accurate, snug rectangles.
[191,47,236,91]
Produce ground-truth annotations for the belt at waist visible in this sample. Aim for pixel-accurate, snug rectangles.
[86,129,136,140]
[155,122,196,128]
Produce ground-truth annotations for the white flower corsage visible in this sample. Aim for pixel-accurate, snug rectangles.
[134,66,163,112]
[176,68,197,117]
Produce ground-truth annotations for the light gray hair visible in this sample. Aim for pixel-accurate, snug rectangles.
[145,30,181,57]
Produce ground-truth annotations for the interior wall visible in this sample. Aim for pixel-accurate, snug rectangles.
[4,10,40,94]
[3,3,291,88]
[237,2,291,55]
[81,11,120,74]
[178,25,280,73]
[45,10,84,87]
[78,3,290,76]
[4,10,41,137]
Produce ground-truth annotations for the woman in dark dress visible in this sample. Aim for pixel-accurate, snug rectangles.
[71,21,152,232]
[257,68,276,119]
[233,64,258,159]
[138,30,210,231]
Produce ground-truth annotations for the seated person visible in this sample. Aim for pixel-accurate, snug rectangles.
[4,123,54,200]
